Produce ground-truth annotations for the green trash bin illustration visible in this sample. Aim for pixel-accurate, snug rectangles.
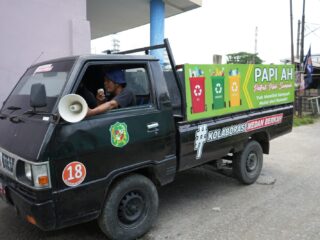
[211,76,226,110]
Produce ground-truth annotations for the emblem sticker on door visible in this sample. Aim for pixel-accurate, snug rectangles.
[109,122,129,147]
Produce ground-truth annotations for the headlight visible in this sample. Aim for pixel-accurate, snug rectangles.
[25,163,32,181]
[0,152,3,168]
[17,160,50,188]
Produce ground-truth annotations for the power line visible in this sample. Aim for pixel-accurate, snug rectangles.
[312,31,320,39]
[305,25,320,37]
[305,21,320,26]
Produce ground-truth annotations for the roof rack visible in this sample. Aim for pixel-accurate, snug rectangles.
[115,39,186,118]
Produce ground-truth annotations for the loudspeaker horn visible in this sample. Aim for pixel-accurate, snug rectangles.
[58,94,88,123]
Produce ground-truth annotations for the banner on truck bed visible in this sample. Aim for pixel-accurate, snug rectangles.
[184,64,295,121]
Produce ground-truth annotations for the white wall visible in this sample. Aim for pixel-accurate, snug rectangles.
[0,0,91,104]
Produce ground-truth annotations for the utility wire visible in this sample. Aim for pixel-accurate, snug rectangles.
[305,21,320,26]
[305,25,320,37]
[312,31,320,39]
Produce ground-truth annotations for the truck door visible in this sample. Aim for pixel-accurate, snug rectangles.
[52,61,176,222]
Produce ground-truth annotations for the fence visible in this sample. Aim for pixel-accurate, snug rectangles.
[295,89,320,116]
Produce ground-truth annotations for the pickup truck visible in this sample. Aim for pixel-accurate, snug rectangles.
[0,39,294,240]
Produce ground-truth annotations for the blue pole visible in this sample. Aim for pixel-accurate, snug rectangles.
[150,0,164,65]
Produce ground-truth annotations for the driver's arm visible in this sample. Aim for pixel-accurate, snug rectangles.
[86,99,118,117]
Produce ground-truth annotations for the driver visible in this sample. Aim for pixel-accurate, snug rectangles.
[86,69,136,117]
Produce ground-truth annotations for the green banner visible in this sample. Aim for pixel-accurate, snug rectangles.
[184,64,295,121]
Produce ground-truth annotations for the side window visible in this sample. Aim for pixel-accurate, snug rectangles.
[125,68,150,105]
[76,63,151,111]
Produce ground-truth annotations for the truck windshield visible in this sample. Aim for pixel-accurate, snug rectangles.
[2,60,75,114]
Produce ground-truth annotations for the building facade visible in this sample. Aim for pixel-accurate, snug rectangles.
[0,0,90,104]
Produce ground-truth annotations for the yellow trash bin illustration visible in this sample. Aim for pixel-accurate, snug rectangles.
[229,69,241,107]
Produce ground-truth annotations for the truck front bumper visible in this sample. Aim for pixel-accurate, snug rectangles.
[0,175,56,231]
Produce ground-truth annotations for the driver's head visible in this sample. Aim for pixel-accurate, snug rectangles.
[104,69,126,93]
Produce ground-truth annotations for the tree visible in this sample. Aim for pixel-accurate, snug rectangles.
[226,52,263,64]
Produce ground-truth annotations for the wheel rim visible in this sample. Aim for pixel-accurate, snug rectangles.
[246,152,258,172]
[118,191,146,225]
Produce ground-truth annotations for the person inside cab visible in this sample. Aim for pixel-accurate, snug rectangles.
[86,69,136,117]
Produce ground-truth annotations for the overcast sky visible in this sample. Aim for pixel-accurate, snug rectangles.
[91,0,320,65]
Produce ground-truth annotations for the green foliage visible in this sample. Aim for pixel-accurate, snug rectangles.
[226,52,263,64]
[293,115,316,127]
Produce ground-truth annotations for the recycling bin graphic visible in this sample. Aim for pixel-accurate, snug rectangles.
[228,69,241,107]
[189,77,206,113]
[211,76,226,110]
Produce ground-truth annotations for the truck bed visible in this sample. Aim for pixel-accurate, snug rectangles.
[175,103,293,172]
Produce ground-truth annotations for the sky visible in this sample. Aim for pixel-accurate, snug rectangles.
[91,0,320,65]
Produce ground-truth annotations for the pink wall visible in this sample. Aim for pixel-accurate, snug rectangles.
[0,0,91,104]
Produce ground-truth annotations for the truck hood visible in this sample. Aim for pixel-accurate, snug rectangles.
[0,117,51,161]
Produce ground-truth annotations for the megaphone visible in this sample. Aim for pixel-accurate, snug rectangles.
[58,94,88,123]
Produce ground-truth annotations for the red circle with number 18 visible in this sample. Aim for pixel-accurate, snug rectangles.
[62,161,87,187]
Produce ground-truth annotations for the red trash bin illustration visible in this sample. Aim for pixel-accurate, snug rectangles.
[190,76,206,113]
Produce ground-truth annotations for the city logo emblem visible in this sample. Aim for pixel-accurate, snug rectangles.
[109,122,129,147]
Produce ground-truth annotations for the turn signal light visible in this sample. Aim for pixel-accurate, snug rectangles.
[38,176,49,186]
[26,215,37,225]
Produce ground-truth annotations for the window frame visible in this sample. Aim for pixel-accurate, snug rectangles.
[73,60,155,114]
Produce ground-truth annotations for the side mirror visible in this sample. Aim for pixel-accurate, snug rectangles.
[30,83,47,109]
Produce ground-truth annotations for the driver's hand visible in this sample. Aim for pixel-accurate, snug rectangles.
[96,88,105,102]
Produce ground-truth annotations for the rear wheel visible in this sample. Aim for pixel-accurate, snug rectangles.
[233,140,263,184]
[98,174,158,240]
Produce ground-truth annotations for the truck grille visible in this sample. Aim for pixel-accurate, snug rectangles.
[1,153,15,173]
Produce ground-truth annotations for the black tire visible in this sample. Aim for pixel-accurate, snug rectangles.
[233,140,263,185]
[98,174,158,240]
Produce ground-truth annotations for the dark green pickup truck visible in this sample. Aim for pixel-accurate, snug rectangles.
[0,40,294,240]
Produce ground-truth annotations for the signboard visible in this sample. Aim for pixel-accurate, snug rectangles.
[184,64,295,121]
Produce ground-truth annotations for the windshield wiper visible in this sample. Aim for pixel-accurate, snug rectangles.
[8,110,45,124]
[22,110,58,121]
[7,109,58,124]
[2,106,22,122]
[0,113,8,119]
[7,106,21,110]
[9,115,24,123]
[23,110,50,116]
[6,106,22,114]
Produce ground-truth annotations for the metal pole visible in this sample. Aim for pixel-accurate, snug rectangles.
[298,0,306,118]
[290,0,294,63]
[296,20,300,60]
[300,0,306,67]
[150,0,165,65]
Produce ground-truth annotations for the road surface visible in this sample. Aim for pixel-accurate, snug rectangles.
[1,121,320,240]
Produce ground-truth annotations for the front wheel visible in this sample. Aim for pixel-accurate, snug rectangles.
[98,174,158,240]
[233,140,263,185]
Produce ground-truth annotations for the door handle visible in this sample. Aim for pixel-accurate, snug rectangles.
[147,122,159,130]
